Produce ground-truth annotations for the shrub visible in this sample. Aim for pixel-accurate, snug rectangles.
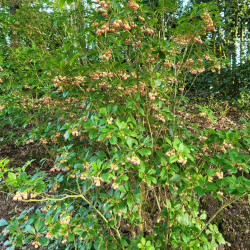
[0,1,249,249]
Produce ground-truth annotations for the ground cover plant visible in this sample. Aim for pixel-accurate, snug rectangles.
[0,0,249,249]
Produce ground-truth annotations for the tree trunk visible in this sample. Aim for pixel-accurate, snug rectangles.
[232,0,239,68]
[240,19,244,65]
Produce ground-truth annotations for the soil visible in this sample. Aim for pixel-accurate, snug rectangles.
[200,195,250,250]
[0,102,249,249]
[0,137,52,250]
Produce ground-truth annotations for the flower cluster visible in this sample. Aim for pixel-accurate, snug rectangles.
[112,182,119,189]
[50,165,60,172]
[140,27,154,35]
[89,71,114,80]
[215,171,223,179]
[46,232,54,239]
[112,19,123,28]
[149,92,158,100]
[72,129,80,136]
[110,163,119,171]
[72,76,85,85]
[96,24,110,34]
[60,214,71,224]
[93,176,104,187]
[107,117,113,124]
[127,0,139,11]
[190,67,205,74]
[138,16,145,22]
[132,40,143,47]
[223,141,234,149]
[31,241,41,249]
[166,149,176,157]
[217,191,223,196]
[96,0,110,9]
[198,136,207,141]
[164,60,174,68]
[194,36,202,44]
[177,156,187,165]
[13,191,28,201]
[201,11,215,31]
[170,34,194,46]
[154,114,165,123]
[127,156,141,165]
[118,71,130,80]
[124,39,131,44]
[49,183,60,193]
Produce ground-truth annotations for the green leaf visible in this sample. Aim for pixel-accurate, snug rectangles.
[179,143,184,152]
[58,0,66,8]
[35,220,42,232]
[115,119,126,129]
[126,136,133,148]
[121,239,129,247]
[207,169,216,176]
[92,162,97,171]
[23,235,33,244]
[165,136,172,145]
[99,107,107,115]
[73,227,83,235]
[0,219,8,226]
[17,233,24,247]
[171,174,180,181]
[110,136,117,145]
[138,107,145,116]
[70,53,81,66]
[169,155,178,163]
[200,213,207,220]
[127,197,133,210]
[39,237,49,246]
[89,130,98,139]
[138,243,143,248]
[28,226,36,235]
[161,208,168,217]
[138,148,151,156]
[141,237,146,245]
[194,186,205,197]
[155,79,161,87]
[64,130,70,140]
[35,183,46,193]
[7,172,16,182]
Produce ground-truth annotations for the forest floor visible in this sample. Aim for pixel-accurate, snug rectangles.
[0,98,249,249]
